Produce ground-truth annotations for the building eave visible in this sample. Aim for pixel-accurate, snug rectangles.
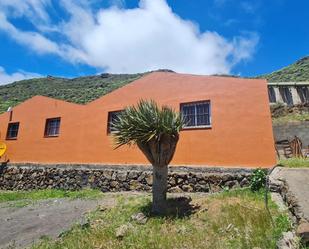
[268,82,309,86]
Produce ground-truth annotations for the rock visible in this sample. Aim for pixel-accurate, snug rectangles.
[169,177,176,186]
[88,175,95,183]
[240,177,249,187]
[195,173,204,180]
[199,180,206,185]
[98,205,108,212]
[129,180,141,190]
[117,172,127,181]
[221,174,233,182]
[195,184,209,192]
[128,171,139,179]
[182,185,193,192]
[188,177,196,184]
[296,222,309,244]
[110,181,119,188]
[115,223,133,239]
[145,175,153,185]
[169,186,183,193]
[268,170,285,193]
[209,184,221,193]
[79,217,90,229]
[111,172,117,180]
[103,171,113,180]
[122,182,130,190]
[101,186,109,192]
[131,212,148,224]
[225,180,239,189]
[277,231,299,249]
[137,172,147,182]
[270,193,288,212]
[177,178,184,184]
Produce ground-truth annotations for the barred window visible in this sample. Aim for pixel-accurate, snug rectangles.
[44,118,61,137]
[108,111,123,133]
[180,101,211,128]
[6,122,20,140]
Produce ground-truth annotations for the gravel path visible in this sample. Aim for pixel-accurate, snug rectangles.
[0,197,116,249]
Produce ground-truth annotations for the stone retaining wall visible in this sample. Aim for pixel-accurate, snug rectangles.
[0,164,253,193]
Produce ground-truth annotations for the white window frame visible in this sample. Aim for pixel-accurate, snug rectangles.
[180,100,212,129]
[44,117,61,137]
[107,110,123,134]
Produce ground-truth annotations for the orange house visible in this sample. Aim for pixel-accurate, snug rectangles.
[0,72,276,168]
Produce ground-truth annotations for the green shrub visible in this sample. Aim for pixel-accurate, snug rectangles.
[250,168,268,192]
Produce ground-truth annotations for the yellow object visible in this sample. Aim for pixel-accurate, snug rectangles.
[0,142,7,157]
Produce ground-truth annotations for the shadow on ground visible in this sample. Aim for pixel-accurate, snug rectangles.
[141,196,200,218]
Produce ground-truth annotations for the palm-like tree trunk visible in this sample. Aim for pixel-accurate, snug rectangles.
[152,164,168,214]
[137,133,179,215]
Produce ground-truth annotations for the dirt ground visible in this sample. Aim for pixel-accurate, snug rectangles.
[0,196,117,249]
[0,192,202,249]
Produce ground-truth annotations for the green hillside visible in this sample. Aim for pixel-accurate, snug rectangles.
[1,56,309,114]
[258,56,309,82]
[0,73,143,114]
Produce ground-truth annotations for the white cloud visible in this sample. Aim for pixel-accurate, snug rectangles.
[109,0,126,8]
[0,0,259,75]
[0,66,41,85]
[0,0,51,26]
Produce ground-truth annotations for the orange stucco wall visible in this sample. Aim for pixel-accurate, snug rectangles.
[0,72,276,168]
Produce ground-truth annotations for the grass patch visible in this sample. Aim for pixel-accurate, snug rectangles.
[272,113,309,124]
[32,189,291,249]
[278,158,309,168]
[0,189,103,203]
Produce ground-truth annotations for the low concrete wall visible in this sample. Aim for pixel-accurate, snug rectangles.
[273,121,309,147]
[0,164,253,193]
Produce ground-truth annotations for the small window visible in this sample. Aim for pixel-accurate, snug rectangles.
[297,86,309,103]
[44,117,61,137]
[180,101,211,128]
[279,87,293,106]
[268,87,276,103]
[108,111,123,133]
[6,122,20,140]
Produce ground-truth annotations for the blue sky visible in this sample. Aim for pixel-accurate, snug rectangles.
[0,0,308,84]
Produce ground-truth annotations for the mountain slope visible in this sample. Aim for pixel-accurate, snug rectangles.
[258,56,309,82]
[0,73,143,114]
[1,56,309,114]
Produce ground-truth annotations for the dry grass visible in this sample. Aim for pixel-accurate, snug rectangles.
[32,189,291,249]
